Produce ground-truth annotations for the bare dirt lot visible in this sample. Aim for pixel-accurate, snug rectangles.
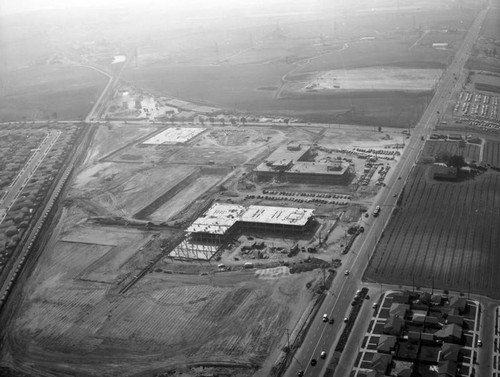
[2,220,315,377]
[297,68,442,92]
[0,120,405,376]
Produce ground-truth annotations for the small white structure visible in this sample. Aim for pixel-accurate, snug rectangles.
[432,43,449,50]
[142,127,206,145]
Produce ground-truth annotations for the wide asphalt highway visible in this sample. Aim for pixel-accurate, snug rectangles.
[285,7,488,377]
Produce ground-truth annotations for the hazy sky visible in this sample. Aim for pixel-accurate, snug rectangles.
[0,0,295,14]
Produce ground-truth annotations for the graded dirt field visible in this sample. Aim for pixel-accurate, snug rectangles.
[1,219,316,377]
[0,119,405,376]
[299,68,442,92]
[73,162,199,218]
[82,123,157,164]
[364,164,500,298]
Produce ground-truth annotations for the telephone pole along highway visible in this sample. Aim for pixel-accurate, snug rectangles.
[284,7,488,377]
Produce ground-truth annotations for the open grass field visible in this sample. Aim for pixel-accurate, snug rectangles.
[364,165,500,298]
[123,7,475,127]
[0,65,107,122]
[465,7,500,73]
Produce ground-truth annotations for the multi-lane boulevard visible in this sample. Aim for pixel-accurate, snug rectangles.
[0,131,61,224]
[285,7,488,377]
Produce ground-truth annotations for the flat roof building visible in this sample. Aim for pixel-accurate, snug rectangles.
[187,203,316,241]
[239,205,315,233]
[186,203,245,236]
[171,203,317,261]
[142,127,206,145]
[255,145,352,185]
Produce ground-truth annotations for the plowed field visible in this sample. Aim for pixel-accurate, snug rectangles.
[483,140,500,167]
[422,140,481,161]
[365,165,500,298]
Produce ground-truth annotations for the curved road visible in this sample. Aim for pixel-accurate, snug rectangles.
[284,7,488,377]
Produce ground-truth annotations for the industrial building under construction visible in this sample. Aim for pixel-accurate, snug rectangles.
[168,203,316,260]
[254,143,353,184]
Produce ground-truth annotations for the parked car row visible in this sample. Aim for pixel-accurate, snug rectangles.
[262,189,351,200]
[245,194,348,205]
[354,147,400,156]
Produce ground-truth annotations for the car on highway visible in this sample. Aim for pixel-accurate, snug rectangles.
[320,351,326,359]
[329,318,335,324]
[373,205,381,216]
[477,340,483,347]
[322,314,328,322]
[310,359,317,366]
[372,302,378,309]
[344,270,350,276]
[343,317,348,323]
[297,370,304,377]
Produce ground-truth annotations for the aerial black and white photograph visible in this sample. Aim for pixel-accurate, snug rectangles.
[0,0,499,376]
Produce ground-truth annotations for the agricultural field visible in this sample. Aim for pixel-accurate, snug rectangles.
[365,164,500,298]
[0,65,107,122]
[124,7,476,127]
[466,7,500,73]
[483,140,500,168]
[421,139,481,162]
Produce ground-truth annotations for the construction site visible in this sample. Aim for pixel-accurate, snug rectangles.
[1,1,498,376]
[0,118,406,377]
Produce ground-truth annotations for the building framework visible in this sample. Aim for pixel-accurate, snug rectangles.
[167,203,316,261]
